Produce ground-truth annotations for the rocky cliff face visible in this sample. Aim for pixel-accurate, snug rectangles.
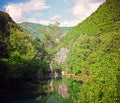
[57,47,69,63]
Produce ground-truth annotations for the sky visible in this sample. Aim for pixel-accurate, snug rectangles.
[0,0,105,27]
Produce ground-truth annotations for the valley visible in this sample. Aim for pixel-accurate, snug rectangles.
[0,0,120,103]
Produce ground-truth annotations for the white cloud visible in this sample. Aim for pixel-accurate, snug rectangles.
[26,17,78,27]
[51,15,61,20]
[5,4,23,22]
[71,0,104,20]
[26,18,50,25]
[4,0,51,22]
[27,18,38,23]
[38,20,50,25]
[60,19,80,27]
[35,13,42,17]
[4,0,105,27]
[61,0,105,27]
[21,0,51,12]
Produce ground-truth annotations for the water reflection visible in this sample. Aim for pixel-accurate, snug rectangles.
[0,76,80,103]
[58,82,69,98]
[50,79,54,91]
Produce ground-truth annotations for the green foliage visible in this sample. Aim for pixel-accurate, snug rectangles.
[67,32,120,103]
[61,0,120,46]
[20,22,46,37]
[0,11,12,58]
[38,22,62,54]
[55,0,120,103]
[0,11,52,88]
[0,0,120,102]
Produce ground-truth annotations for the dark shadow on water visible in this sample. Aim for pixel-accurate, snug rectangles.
[0,77,52,103]
[0,74,82,103]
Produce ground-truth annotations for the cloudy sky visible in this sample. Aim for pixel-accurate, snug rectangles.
[0,0,105,27]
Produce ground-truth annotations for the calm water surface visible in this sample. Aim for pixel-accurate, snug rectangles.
[1,76,81,103]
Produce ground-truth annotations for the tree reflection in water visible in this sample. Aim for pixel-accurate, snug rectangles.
[0,75,81,103]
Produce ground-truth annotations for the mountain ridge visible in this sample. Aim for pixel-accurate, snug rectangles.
[62,0,120,46]
[54,0,120,102]
[20,22,72,37]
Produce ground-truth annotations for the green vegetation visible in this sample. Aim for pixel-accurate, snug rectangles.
[61,0,120,46]
[0,11,58,89]
[20,22,46,38]
[56,0,120,102]
[0,0,120,102]
[65,32,120,103]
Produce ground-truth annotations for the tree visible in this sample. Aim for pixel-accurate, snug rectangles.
[26,22,61,76]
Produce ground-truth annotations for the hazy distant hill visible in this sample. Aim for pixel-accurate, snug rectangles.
[20,22,72,37]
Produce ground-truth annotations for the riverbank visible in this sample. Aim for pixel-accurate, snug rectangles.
[53,70,77,78]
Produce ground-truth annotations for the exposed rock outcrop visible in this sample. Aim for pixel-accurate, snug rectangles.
[57,47,68,63]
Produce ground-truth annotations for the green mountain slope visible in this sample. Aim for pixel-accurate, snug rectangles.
[62,0,120,45]
[20,22,46,37]
[57,0,120,102]
[20,22,72,37]
[0,11,51,88]
[0,11,36,84]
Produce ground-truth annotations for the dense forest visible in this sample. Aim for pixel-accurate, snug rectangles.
[55,0,120,103]
[0,11,61,89]
[55,0,120,102]
[0,0,120,103]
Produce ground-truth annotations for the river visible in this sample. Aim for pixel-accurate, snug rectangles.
[0,76,81,103]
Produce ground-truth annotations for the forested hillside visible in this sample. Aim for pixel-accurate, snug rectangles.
[0,11,53,89]
[20,22,46,37]
[0,0,120,102]
[56,0,120,102]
